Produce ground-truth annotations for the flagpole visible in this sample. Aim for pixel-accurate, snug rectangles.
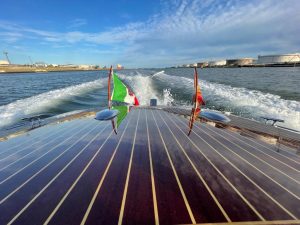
[108,65,113,109]
[188,67,200,136]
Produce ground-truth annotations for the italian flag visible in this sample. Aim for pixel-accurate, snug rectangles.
[111,73,139,106]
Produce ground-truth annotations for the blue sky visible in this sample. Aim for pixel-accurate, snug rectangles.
[0,0,299,68]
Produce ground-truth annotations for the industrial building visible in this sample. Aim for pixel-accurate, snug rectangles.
[208,60,226,67]
[257,53,300,65]
[226,58,254,66]
[78,65,92,69]
[197,62,208,67]
[117,64,124,69]
[0,60,10,65]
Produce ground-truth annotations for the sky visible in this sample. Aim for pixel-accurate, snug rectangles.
[0,0,299,68]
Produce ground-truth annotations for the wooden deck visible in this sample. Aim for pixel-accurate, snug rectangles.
[0,108,299,225]
[161,107,300,144]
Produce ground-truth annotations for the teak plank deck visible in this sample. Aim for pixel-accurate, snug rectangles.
[161,106,300,143]
[0,108,299,225]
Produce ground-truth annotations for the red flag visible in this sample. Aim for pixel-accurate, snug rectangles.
[188,67,205,136]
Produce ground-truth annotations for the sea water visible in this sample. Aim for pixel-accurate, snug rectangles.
[0,67,299,131]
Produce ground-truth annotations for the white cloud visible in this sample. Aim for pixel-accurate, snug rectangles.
[0,0,299,67]
[68,18,87,29]
[0,32,23,43]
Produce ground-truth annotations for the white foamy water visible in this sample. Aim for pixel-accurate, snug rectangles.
[117,73,174,105]
[0,78,106,128]
[1,70,299,131]
[163,88,174,106]
[153,71,300,130]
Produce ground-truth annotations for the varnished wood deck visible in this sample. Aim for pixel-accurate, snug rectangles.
[161,107,300,143]
[0,108,299,225]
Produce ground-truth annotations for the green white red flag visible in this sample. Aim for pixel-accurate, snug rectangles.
[111,72,139,106]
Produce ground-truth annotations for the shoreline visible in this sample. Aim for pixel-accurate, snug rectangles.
[173,62,300,69]
[1,63,300,74]
[0,66,111,74]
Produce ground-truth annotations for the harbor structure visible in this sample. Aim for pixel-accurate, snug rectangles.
[257,53,300,65]
[3,51,11,64]
[78,64,95,69]
[208,60,226,67]
[190,63,198,67]
[34,62,48,67]
[197,62,208,67]
[117,64,124,69]
[60,64,78,68]
[226,58,254,66]
[0,60,10,65]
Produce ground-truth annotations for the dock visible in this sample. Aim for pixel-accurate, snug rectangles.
[0,108,299,224]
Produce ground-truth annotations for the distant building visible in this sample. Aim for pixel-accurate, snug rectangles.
[0,60,10,65]
[257,53,300,64]
[117,64,124,69]
[208,60,226,67]
[226,58,254,66]
[79,65,92,69]
[197,62,208,67]
[35,62,48,67]
[190,63,197,67]
[60,64,78,68]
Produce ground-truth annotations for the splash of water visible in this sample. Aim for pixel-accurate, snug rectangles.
[0,79,106,128]
[118,73,164,105]
[163,88,174,106]
[153,71,300,130]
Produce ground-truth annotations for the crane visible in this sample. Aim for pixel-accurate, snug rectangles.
[28,56,33,66]
[3,51,11,64]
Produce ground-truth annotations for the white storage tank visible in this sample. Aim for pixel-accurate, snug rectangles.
[226,58,254,66]
[257,53,300,64]
[208,60,226,67]
[0,60,9,65]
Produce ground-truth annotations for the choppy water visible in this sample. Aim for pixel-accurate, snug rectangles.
[0,67,299,131]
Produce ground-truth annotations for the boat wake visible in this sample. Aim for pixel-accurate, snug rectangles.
[117,72,174,105]
[152,71,300,130]
[0,78,106,129]
[0,70,299,131]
